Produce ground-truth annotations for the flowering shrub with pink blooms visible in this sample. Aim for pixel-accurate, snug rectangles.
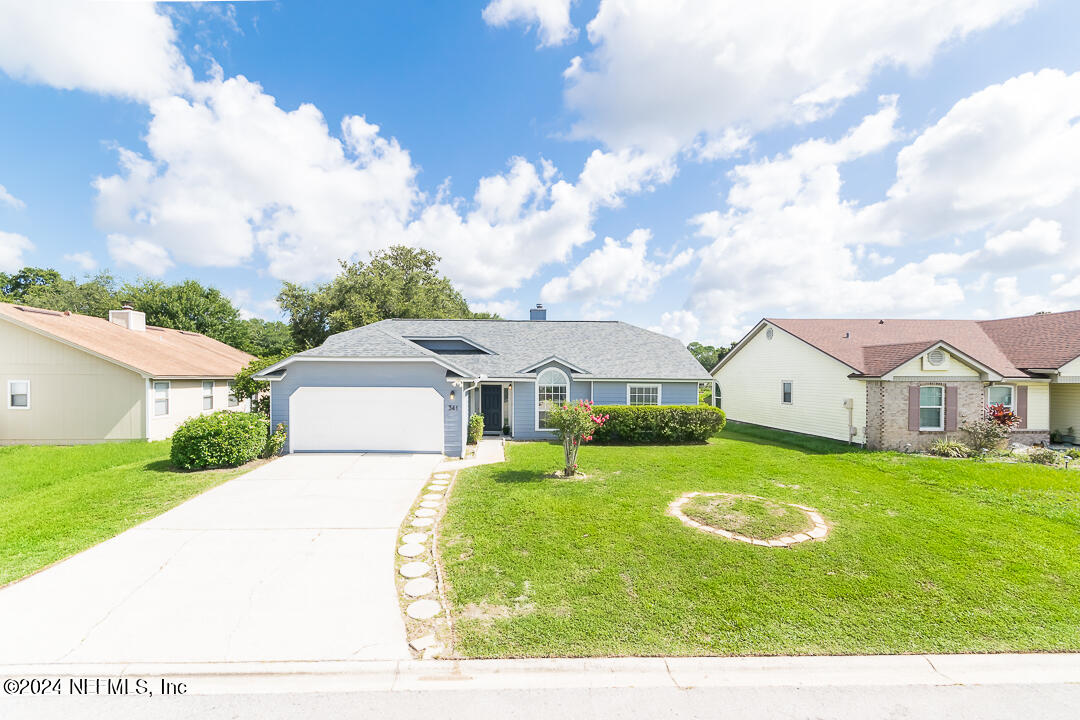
[545,399,610,476]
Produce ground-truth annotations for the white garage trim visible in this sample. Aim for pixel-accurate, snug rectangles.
[289,386,443,453]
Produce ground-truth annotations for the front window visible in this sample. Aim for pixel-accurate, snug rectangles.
[987,385,1013,411]
[919,385,944,431]
[628,384,660,405]
[781,381,793,404]
[536,367,569,430]
[154,381,170,416]
[8,380,29,409]
[202,381,214,410]
[228,381,239,408]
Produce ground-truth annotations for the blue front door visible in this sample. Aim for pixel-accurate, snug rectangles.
[480,385,502,432]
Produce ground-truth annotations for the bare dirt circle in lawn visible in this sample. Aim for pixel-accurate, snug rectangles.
[668,492,829,547]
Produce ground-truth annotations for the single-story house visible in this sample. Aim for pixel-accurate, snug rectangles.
[712,310,1080,450]
[255,305,711,457]
[0,302,254,444]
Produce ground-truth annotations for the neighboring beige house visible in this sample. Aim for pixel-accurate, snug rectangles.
[712,310,1080,450]
[1,302,254,444]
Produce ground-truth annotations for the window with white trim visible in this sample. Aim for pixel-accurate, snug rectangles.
[627,384,660,405]
[202,380,214,410]
[8,380,29,409]
[536,367,568,430]
[987,385,1013,411]
[919,385,944,431]
[153,381,170,417]
[781,381,793,404]
[228,381,239,408]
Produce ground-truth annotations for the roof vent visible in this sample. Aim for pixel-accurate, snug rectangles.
[530,304,547,321]
[922,348,950,371]
[843,332,850,339]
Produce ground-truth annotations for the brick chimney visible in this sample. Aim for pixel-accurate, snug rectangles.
[109,301,146,332]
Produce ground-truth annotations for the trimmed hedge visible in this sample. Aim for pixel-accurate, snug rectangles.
[589,405,726,444]
[170,411,269,470]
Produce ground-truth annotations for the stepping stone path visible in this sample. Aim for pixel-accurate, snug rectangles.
[410,517,434,528]
[398,543,426,558]
[414,508,436,518]
[399,561,431,578]
[419,500,440,509]
[406,599,441,620]
[423,493,443,500]
[403,577,437,597]
[668,492,830,547]
[402,532,428,544]
[433,473,451,480]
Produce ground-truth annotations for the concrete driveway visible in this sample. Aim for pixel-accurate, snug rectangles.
[0,453,440,665]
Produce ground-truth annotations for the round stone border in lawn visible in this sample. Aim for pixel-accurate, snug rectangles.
[668,492,830,547]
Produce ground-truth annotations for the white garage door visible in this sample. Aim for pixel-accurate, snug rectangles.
[289,386,444,453]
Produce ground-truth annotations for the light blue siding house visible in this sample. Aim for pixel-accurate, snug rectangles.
[256,305,711,457]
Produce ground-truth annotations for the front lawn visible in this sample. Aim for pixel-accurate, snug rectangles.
[0,441,253,586]
[439,425,1080,657]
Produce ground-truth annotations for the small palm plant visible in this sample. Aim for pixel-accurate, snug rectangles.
[545,399,609,476]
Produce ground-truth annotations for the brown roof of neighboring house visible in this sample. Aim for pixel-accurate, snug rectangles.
[0,302,254,378]
[765,317,1030,378]
[977,310,1080,370]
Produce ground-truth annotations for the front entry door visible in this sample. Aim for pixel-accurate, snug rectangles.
[480,385,502,432]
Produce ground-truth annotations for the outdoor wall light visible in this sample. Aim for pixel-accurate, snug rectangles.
[449,390,456,401]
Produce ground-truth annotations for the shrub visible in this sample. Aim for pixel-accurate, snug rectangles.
[545,399,609,475]
[468,414,484,445]
[263,422,287,458]
[961,415,1009,454]
[1027,447,1062,466]
[170,411,268,470]
[928,439,972,458]
[589,405,726,444]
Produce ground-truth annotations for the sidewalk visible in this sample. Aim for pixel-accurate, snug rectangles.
[2,653,1077,696]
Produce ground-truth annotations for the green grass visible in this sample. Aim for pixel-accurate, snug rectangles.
[681,493,809,538]
[0,441,252,586]
[439,424,1080,658]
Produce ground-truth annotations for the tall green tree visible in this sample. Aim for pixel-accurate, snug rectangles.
[241,317,295,357]
[687,341,737,371]
[0,267,121,318]
[123,279,250,350]
[278,246,495,348]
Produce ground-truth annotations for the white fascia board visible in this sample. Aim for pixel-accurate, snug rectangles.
[880,340,1002,382]
[254,354,476,380]
[519,355,591,374]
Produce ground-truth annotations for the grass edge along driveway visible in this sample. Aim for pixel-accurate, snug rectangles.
[439,425,1080,658]
[0,441,254,586]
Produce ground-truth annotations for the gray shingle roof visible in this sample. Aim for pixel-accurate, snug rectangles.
[300,319,711,380]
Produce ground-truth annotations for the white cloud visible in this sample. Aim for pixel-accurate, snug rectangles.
[0,184,25,210]
[561,0,1033,153]
[106,234,173,276]
[649,310,700,343]
[540,228,692,306]
[482,0,577,47]
[94,75,419,282]
[0,231,33,272]
[63,251,97,272]
[688,70,1080,340]
[469,299,522,318]
[0,2,192,101]
[93,73,668,297]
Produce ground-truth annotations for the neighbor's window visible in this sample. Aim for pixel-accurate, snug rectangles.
[228,381,239,408]
[628,384,660,405]
[715,383,722,409]
[987,385,1013,411]
[154,381,170,416]
[8,380,29,409]
[781,381,793,404]
[202,380,214,410]
[919,385,944,431]
[537,367,569,430]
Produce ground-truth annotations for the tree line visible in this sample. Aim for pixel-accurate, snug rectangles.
[2,246,730,371]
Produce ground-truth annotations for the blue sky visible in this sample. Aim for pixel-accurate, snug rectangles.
[1,0,1079,345]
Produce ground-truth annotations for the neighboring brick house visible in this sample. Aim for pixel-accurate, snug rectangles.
[712,310,1080,451]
